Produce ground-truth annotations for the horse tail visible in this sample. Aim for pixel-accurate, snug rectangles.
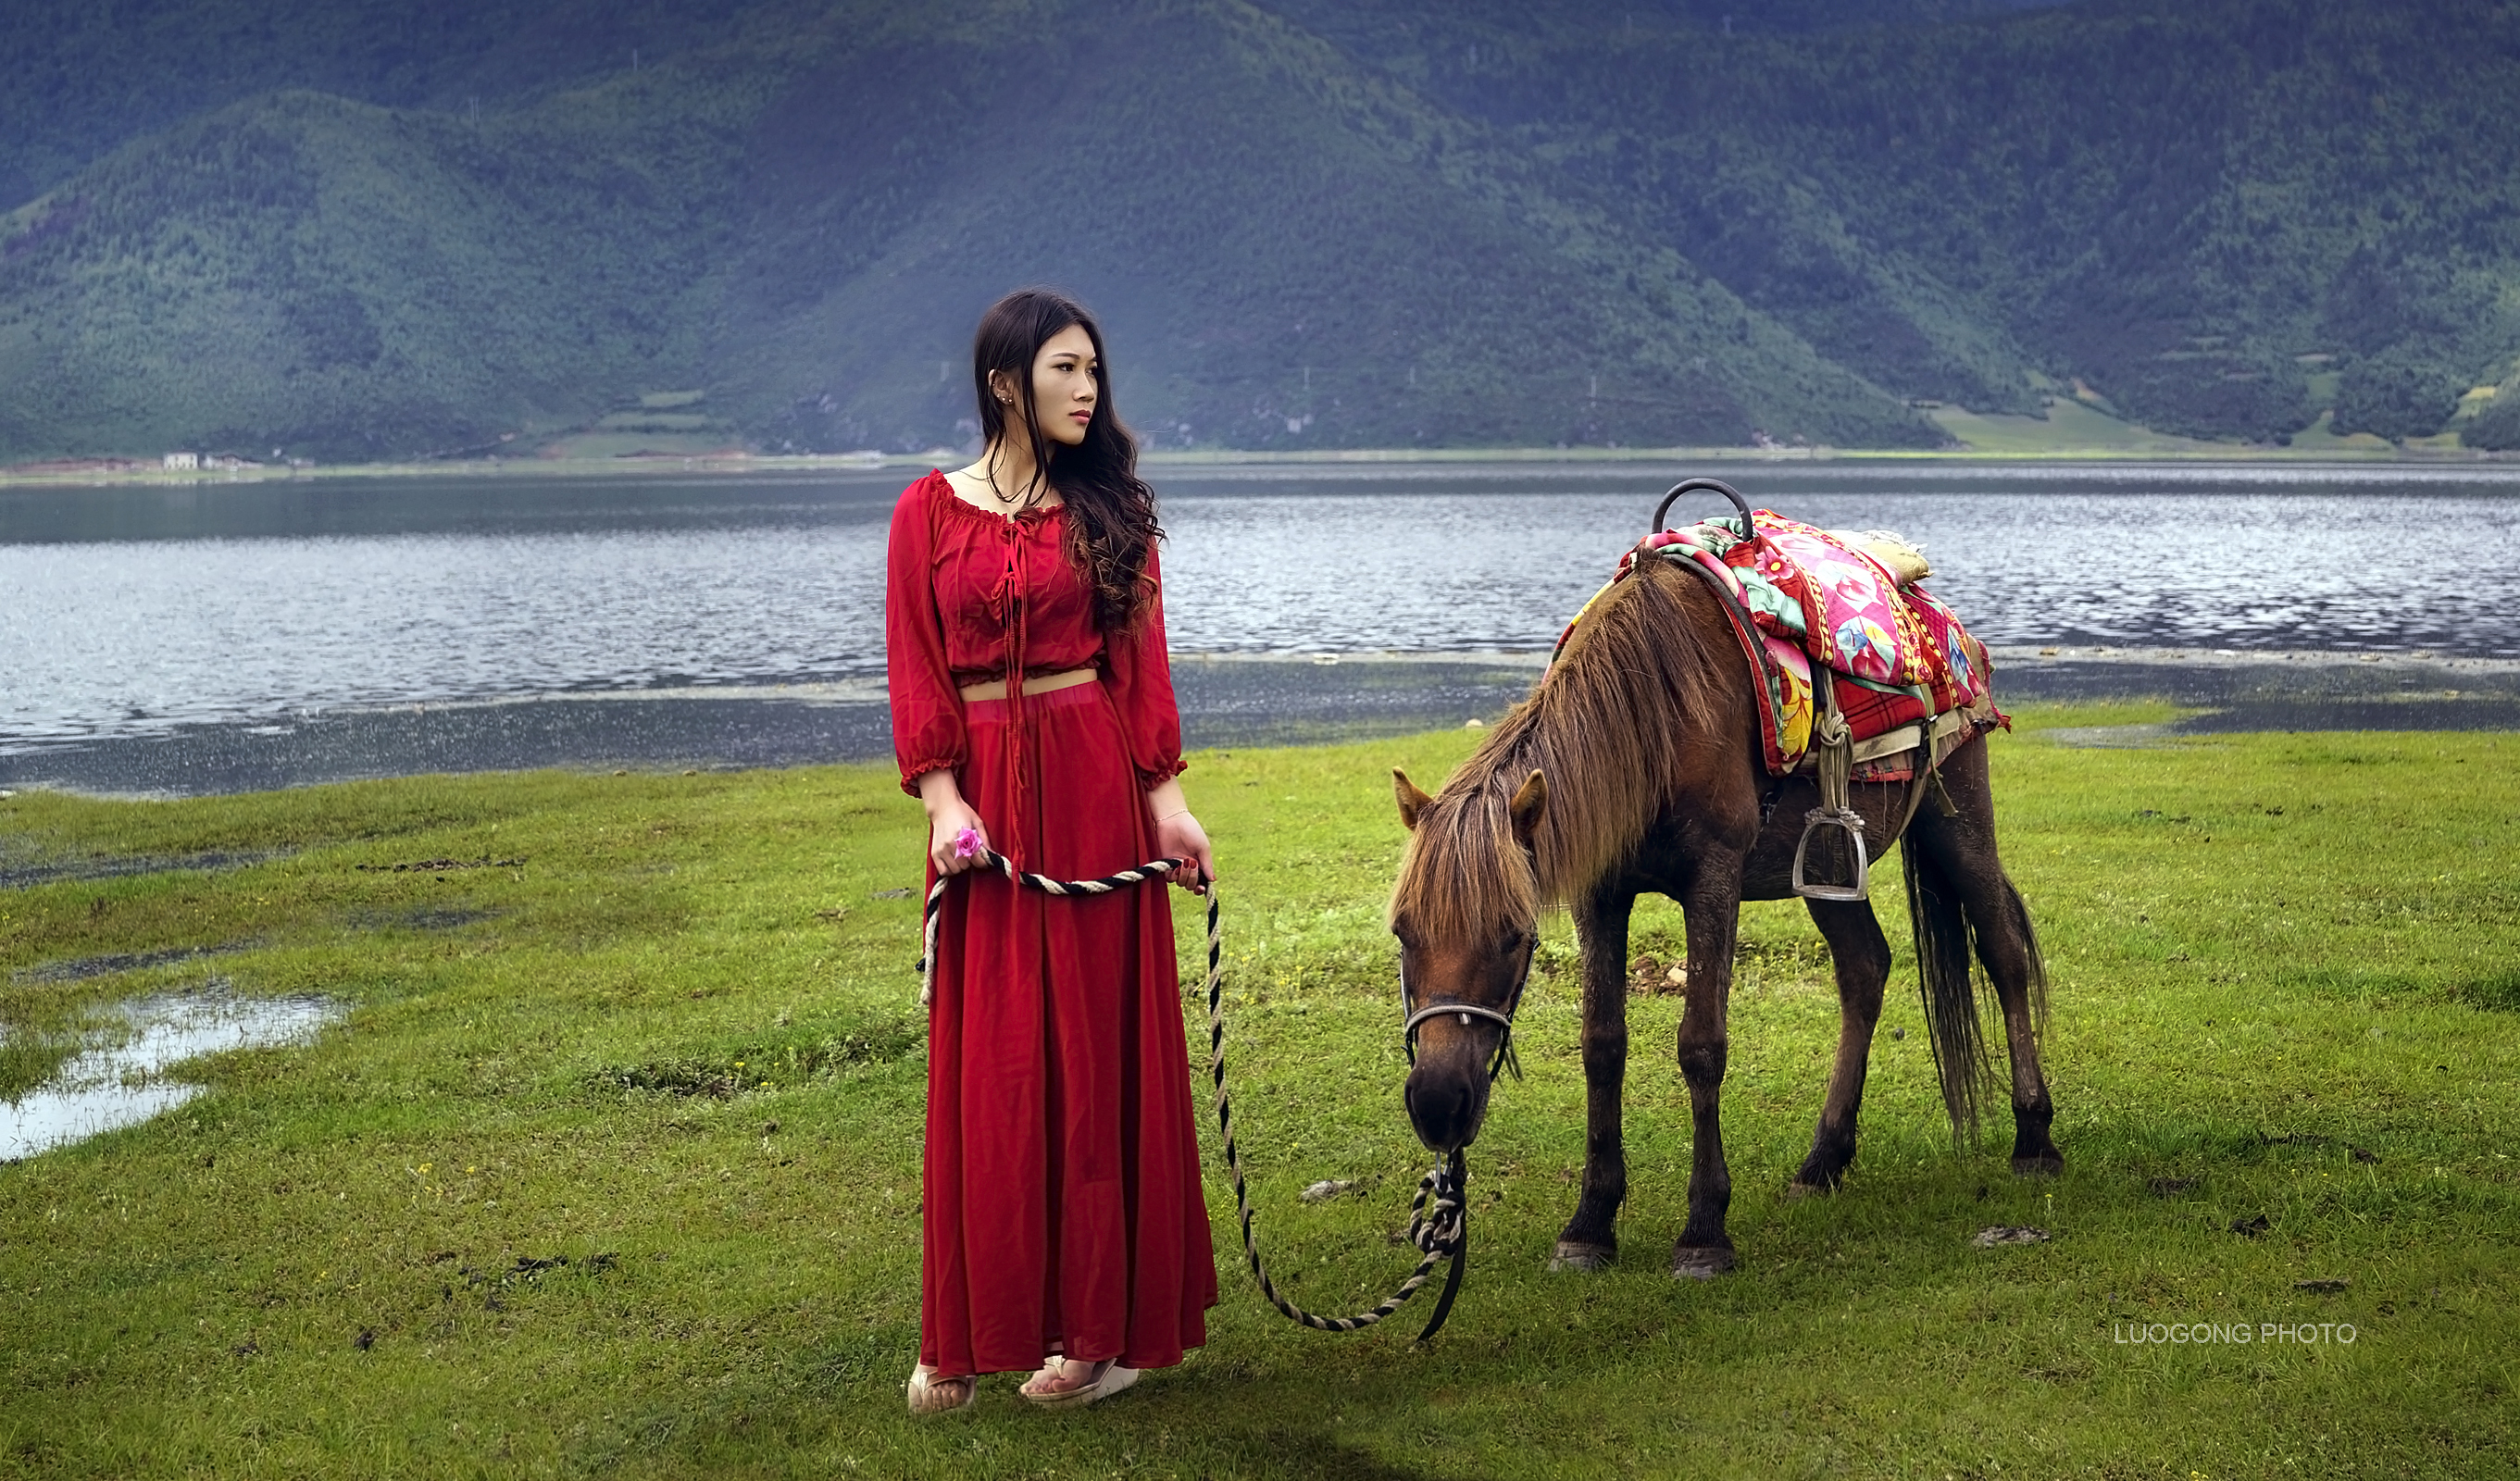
[1902,840,1995,1139]
[2000,870,2050,1030]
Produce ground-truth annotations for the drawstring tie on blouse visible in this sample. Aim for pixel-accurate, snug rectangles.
[985,512,1033,868]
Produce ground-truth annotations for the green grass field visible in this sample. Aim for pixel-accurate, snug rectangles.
[3,708,2515,1477]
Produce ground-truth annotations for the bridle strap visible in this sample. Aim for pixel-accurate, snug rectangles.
[1399,943,1534,1082]
[1401,1001,1519,1040]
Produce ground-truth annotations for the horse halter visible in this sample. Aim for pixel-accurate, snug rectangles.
[1398,939,1534,1084]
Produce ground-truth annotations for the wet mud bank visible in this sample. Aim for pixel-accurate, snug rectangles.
[0,658,1546,797]
[3,651,2514,800]
[1988,646,2520,732]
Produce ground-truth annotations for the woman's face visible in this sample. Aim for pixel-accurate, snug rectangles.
[1020,323,1099,447]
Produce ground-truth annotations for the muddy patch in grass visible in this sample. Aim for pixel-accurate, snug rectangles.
[346,905,500,932]
[465,1252,618,1288]
[596,1017,925,1098]
[0,849,288,890]
[2454,971,2520,1013]
[11,940,259,985]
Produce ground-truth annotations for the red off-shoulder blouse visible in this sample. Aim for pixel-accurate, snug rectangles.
[885,470,1184,795]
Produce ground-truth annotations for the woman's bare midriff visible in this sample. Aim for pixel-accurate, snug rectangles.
[956,667,1099,704]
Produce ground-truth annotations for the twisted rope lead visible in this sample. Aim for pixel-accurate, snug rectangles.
[915,845,1470,1340]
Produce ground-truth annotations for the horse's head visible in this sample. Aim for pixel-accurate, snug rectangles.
[1389,765,1547,1153]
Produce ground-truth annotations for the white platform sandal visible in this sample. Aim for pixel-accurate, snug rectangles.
[1019,1358,1139,1409]
[906,1364,978,1415]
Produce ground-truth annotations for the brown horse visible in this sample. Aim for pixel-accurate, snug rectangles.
[1389,550,2060,1278]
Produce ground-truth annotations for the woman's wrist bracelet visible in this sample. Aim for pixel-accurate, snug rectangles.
[1154,808,1191,822]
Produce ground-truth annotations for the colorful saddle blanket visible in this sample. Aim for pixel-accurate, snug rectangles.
[1555,510,2003,778]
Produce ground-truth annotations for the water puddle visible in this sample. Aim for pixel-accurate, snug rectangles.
[0,848,287,890]
[1,990,342,1162]
[12,940,258,986]
[2045,722,2181,748]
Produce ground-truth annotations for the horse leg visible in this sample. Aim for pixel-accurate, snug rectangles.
[1914,743,2064,1176]
[1672,865,1743,1278]
[1788,897,1891,1193]
[1552,881,1633,1272]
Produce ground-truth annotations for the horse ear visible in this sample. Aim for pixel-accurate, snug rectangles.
[1509,770,1547,849]
[1393,768,1434,830]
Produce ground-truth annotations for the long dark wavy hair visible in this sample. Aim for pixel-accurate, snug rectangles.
[972,289,1162,631]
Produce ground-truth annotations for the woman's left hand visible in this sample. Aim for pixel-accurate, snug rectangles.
[1154,809,1215,894]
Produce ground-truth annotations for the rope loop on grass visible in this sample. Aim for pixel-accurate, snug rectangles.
[914,846,1472,1340]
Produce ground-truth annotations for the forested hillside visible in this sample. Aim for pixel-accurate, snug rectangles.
[2,0,2516,460]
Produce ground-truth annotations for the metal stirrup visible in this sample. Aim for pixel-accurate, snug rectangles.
[1792,807,1871,902]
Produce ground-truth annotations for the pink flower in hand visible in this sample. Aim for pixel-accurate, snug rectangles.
[954,828,982,860]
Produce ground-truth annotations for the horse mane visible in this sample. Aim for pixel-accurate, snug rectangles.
[1391,557,1732,938]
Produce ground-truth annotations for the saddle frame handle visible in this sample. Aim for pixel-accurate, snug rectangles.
[1653,478,1755,541]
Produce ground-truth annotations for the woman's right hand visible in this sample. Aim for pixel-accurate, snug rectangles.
[917,771,990,876]
[928,803,991,876]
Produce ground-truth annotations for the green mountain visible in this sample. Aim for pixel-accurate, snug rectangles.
[3,0,2517,460]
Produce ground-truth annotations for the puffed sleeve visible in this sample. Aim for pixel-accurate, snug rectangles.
[886,480,966,794]
[1102,543,1187,788]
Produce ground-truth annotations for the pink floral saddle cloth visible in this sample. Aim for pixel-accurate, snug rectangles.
[1555,510,2003,779]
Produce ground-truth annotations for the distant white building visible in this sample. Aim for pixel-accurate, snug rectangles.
[162,452,199,470]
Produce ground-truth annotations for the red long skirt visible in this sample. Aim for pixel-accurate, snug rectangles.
[918,681,1217,1377]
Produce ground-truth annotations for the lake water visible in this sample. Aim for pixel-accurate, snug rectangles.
[5,460,2519,767]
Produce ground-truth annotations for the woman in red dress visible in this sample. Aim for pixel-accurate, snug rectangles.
[890,290,1218,1413]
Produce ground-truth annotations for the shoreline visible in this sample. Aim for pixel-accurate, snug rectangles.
[6,442,2520,490]
[8,647,2520,800]
[1182,645,2520,673]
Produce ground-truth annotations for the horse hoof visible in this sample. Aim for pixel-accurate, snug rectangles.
[2012,1152,2065,1178]
[1669,1245,1735,1280]
[1548,1240,1616,1273]
[1785,1165,1847,1198]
